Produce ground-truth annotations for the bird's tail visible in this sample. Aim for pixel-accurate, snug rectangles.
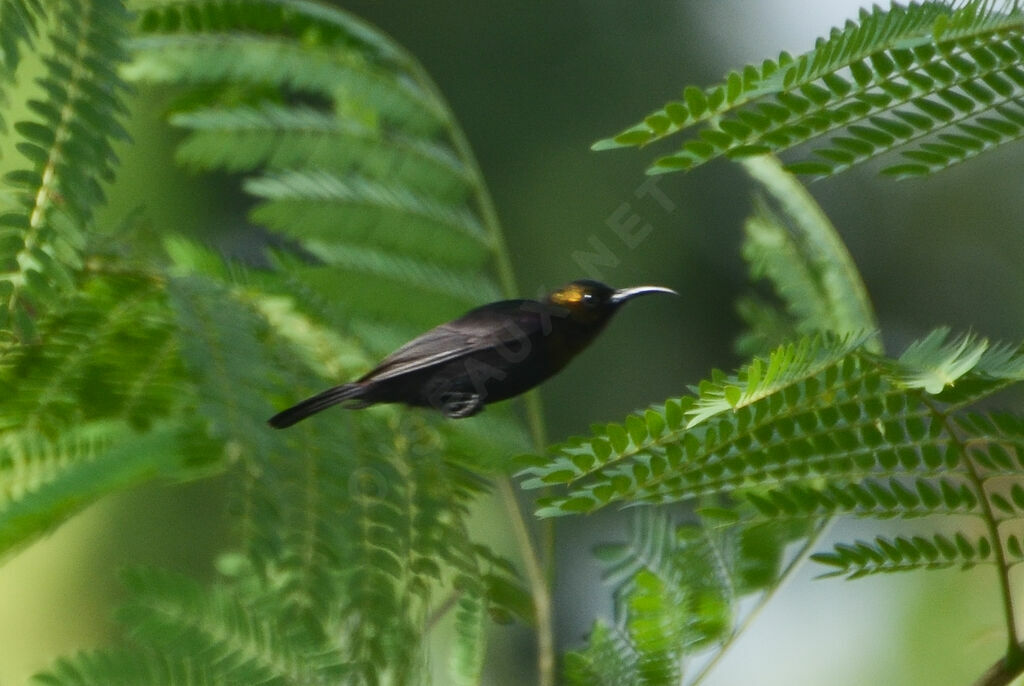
[268,383,366,428]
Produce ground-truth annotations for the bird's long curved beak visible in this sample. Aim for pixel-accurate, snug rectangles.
[610,285,678,304]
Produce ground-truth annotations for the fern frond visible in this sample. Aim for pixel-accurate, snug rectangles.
[0,0,132,338]
[190,273,390,642]
[248,170,491,266]
[624,569,688,685]
[171,104,474,201]
[166,272,299,584]
[243,284,370,383]
[114,5,530,684]
[521,330,1024,518]
[741,201,835,338]
[133,0,433,118]
[338,430,425,682]
[1,272,185,433]
[893,332,1024,409]
[128,32,443,132]
[167,275,281,452]
[209,287,497,677]
[596,1,1024,180]
[743,476,980,520]
[135,0,406,61]
[266,424,353,632]
[597,510,730,652]
[265,410,500,683]
[811,531,999,578]
[263,255,496,341]
[128,0,504,345]
[734,294,797,356]
[449,591,487,686]
[569,508,799,685]
[793,409,1024,580]
[685,332,873,426]
[737,155,880,356]
[0,0,45,77]
[957,412,1024,478]
[32,648,214,686]
[595,506,679,593]
[476,545,533,625]
[564,621,639,686]
[210,261,522,654]
[0,421,192,561]
[894,327,993,393]
[118,567,345,684]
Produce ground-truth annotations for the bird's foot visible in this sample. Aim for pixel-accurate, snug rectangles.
[438,392,483,418]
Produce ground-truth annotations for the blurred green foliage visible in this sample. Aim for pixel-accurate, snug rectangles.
[2,2,1024,686]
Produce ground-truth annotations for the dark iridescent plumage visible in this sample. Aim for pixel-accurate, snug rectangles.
[268,279,675,427]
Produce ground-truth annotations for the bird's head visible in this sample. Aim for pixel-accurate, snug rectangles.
[546,279,677,325]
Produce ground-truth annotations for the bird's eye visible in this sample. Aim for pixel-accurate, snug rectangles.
[581,292,597,306]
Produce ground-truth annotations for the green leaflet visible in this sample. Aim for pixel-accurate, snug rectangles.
[449,592,488,686]
[0,421,206,562]
[0,271,185,433]
[595,1,1024,180]
[738,155,880,355]
[115,567,347,684]
[568,508,800,686]
[742,476,980,520]
[686,333,873,426]
[129,0,504,357]
[564,621,639,686]
[167,275,282,455]
[0,0,132,339]
[740,201,837,344]
[247,171,491,268]
[18,3,536,684]
[0,269,215,563]
[171,104,474,201]
[547,325,1024,681]
[811,532,1000,578]
[894,328,1024,394]
[0,0,45,78]
[33,648,215,686]
[521,330,1024,519]
[162,265,504,679]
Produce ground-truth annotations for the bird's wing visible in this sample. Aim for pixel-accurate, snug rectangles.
[362,300,548,383]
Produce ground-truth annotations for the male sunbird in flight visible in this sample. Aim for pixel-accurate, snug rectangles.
[268,279,676,427]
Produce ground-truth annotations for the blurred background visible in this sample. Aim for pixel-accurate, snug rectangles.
[2,1,1023,684]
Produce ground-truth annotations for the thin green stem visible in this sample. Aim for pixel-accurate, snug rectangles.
[965,458,1021,656]
[928,398,1022,664]
[425,590,463,633]
[405,52,555,686]
[689,516,835,686]
[415,69,549,447]
[402,43,548,449]
[972,645,1024,686]
[498,476,555,686]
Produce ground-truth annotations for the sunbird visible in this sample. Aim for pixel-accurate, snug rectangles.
[268,279,676,427]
